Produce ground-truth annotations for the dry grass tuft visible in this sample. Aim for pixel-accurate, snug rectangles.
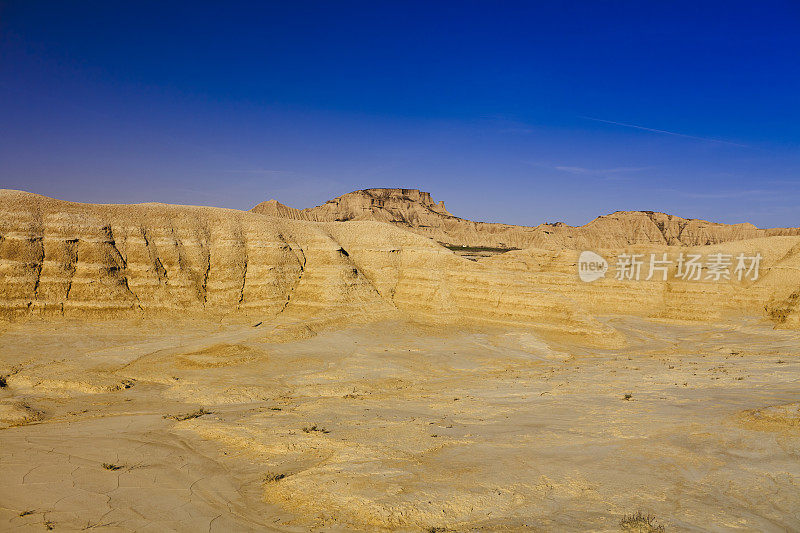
[620,510,665,532]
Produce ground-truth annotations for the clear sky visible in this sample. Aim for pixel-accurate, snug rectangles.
[1,1,798,227]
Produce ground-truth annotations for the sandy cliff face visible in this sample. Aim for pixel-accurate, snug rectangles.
[253,188,800,249]
[482,237,800,328]
[0,190,614,343]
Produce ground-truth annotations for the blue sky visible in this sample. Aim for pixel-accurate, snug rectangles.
[1,1,798,227]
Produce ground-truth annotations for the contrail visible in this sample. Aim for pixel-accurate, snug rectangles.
[580,116,750,148]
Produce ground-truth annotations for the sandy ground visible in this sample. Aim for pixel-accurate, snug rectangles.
[1,317,799,532]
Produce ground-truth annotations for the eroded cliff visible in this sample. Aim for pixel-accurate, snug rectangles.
[0,190,615,344]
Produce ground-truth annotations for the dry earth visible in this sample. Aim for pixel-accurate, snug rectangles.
[1,317,799,531]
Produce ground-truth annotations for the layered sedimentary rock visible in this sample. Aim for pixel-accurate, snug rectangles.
[252,188,800,249]
[3,189,799,334]
[0,190,615,343]
[482,237,800,328]
[253,188,452,225]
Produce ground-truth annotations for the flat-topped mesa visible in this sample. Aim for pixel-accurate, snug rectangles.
[360,188,438,206]
[362,188,449,212]
[252,189,800,250]
[324,188,453,219]
[251,188,455,224]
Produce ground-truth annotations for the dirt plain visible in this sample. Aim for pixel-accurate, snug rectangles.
[1,315,799,532]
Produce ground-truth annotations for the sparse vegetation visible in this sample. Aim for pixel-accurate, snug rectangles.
[110,378,135,391]
[19,510,35,517]
[0,375,6,388]
[102,463,124,471]
[623,393,633,401]
[164,408,212,421]
[263,472,286,483]
[302,424,329,434]
[765,292,799,325]
[440,243,520,253]
[44,519,55,530]
[620,510,665,532]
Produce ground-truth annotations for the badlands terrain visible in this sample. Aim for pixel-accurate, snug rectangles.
[1,188,799,531]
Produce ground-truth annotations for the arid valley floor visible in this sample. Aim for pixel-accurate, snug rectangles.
[1,189,800,531]
[1,317,799,531]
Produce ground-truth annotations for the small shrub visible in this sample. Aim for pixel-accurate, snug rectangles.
[623,393,633,401]
[0,375,7,388]
[110,379,135,391]
[263,472,286,483]
[620,510,665,532]
[102,463,124,471]
[19,510,35,517]
[301,424,329,434]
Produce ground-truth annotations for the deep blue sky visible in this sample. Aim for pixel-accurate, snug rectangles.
[1,1,798,227]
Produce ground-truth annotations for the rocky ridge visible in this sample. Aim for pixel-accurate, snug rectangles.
[252,188,800,249]
[0,189,615,344]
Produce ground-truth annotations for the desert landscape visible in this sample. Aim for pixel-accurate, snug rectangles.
[1,188,799,531]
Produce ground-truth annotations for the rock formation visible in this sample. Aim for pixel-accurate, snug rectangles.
[3,188,799,335]
[252,188,800,249]
[0,189,616,344]
[483,238,800,328]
